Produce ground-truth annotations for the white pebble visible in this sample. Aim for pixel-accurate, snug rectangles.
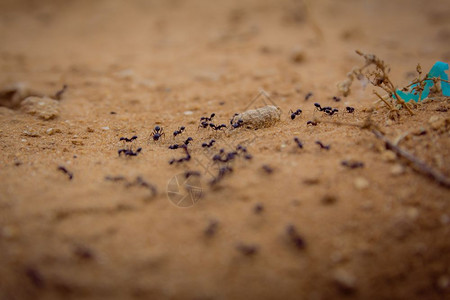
[354,177,369,190]
[101,126,110,131]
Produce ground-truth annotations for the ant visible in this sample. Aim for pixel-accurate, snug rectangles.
[236,243,258,256]
[315,141,330,150]
[200,113,215,122]
[204,220,219,237]
[289,109,302,120]
[314,103,338,116]
[341,160,364,169]
[262,165,273,174]
[236,145,252,160]
[168,144,181,150]
[332,96,341,102]
[184,137,193,145]
[118,147,142,156]
[305,92,313,101]
[286,224,306,250]
[169,146,191,164]
[231,119,244,128]
[173,126,185,137]
[293,137,303,149]
[57,165,73,180]
[213,124,227,131]
[306,120,317,126]
[202,139,216,148]
[210,166,233,185]
[254,203,264,214]
[119,135,137,143]
[150,126,165,141]
[134,176,158,196]
[199,121,209,129]
[346,106,355,113]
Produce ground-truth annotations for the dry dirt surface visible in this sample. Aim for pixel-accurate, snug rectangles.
[1,0,450,299]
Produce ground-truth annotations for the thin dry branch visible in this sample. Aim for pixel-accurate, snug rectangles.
[317,118,450,188]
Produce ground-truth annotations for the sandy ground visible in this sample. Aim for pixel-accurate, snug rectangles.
[0,0,450,299]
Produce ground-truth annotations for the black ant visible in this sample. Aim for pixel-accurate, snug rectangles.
[173,126,185,137]
[230,113,238,124]
[213,124,227,131]
[200,113,215,122]
[210,166,233,185]
[236,145,252,160]
[315,141,330,150]
[150,126,165,141]
[293,137,303,149]
[55,84,68,100]
[168,144,181,150]
[199,121,209,129]
[289,109,302,120]
[119,135,137,143]
[314,103,338,115]
[326,108,338,115]
[105,175,126,182]
[202,139,216,148]
[169,146,191,164]
[134,176,158,196]
[118,147,142,156]
[57,165,73,180]
[262,165,273,174]
[305,92,313,101]
[231,119,244,128]
[286,224,306,250]
[306,120,317,126]
[346,106,355,113]
[253,203,264,214]
[332,96,341,102]
[184,137,193,145]
[204,220,219,237]
[236,243,258,256]
[341,160,364,169]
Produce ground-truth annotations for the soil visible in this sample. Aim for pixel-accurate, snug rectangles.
[0,0,449,299]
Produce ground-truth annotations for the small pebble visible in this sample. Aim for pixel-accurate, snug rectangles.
[381,150,397,162]
[101,126,110,131]
[21,96,59,120]
[354,177,369,190]
[390,164,405,176]
[184,110,193,115]
[23,130,40,137]
[46,128,55,135]
[332,268,356,293]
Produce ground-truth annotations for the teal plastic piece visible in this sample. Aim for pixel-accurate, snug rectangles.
[396,61,450,102]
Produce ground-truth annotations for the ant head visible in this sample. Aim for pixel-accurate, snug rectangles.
[314,103,321,108]
[180,126,185,130]
[155,126,161,132]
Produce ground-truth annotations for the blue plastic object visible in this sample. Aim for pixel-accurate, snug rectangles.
[396,61,450,102]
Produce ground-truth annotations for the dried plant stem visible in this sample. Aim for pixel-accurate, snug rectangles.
[371,129,450,188]
[317,118,450,188]
[388,80,414,115]
[373,90,394,110]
